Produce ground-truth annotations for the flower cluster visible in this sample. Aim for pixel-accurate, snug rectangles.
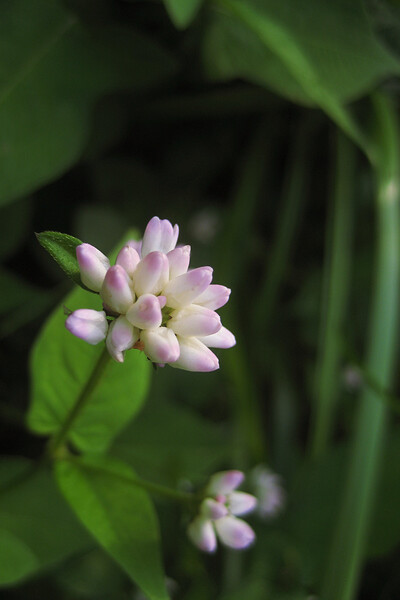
[65,216,235,371]
[187,470,257,552]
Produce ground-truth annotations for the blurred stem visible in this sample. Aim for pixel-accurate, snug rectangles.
[220,122,270,593]
[253,116,311,338]
[309,131,355,458]
[321,94,400,600]
[48,346,111,458]
[220,121,270,465]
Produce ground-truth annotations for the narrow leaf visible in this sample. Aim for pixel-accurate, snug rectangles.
[55,456,169,600]
[35,231,86,289]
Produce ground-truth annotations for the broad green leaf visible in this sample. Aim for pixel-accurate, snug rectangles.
[111,399,231,485]
[0,0,176,206]
[27,232,151,452]
[205,0,400,150]
[0,458,91,586]
[163,0,204,29]
[36,231,86,289]
[55,456,169,600]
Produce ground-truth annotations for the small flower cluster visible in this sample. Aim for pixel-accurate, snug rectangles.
[66,217,235,371]
[187,470,257,552]
[251,466,285,519]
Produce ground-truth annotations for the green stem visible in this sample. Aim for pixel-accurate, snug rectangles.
[321,94,400,600]
[48,346,111,457]
[309,131,355,458]
[253,116,312,338]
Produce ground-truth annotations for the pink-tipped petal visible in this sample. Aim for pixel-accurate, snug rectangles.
[100,265,134,314]
[163,267,213,308]
[207,471,244,495]
[158,295,167,309]
[132,251,169,296]
[116,245,140,278]
[168,305,221,337]
[106,317,138,362]
[194,285,231,310]
[140,327,180,363]
[187,516,217,553]
[171,337,219,372]
[228,492,258,516]
[126,294,162,330]
[126,239,142,256]
[76,244,110,292]
[214,516,255,550]
[141,216,179,257]
[198,326,236,349]
[65,309,108,345]
[167,245,191,279]
[201,498,229,520]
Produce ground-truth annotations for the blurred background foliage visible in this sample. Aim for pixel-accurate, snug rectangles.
[2,0,400,598]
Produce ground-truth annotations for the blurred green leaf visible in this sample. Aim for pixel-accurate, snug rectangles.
[205,0,399,150]
[0,267,53,339]
[0,458,91,586]
[36,231,86,290]
[111,399,230,485]
[55,455,169,600]
[163,0,204,28]
[0,0,176,206]
[28,232,151,452]
[0,197,32,259]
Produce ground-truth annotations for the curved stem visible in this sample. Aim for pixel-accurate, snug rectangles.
[321,93,400,600]
[48,346,111,457]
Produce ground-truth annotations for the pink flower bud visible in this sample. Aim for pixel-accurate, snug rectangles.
[207,471,244,495]
[168,305,221,337]
[126,294,162,330]
[141,216,179,257]
[214,516,255,550]
[76,244,110,292]
[187,516,217,553]
[167,245,191,279]
[198,326,236,349]
[194,285,231,310]
[100,265,134,314]
[116,245,140,278]
[132,251,169,296]
[163,267,213,308]
[228,492,257,516]
[65,309,108,345]
[106,316,138,363]
[140,327,180,363]
[171,337,219,372]
[201,498,228,520]
[126,239,142,256]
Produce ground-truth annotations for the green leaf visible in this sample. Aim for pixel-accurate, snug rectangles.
[0,267,53,339]
[27,231,151,452]
[111,399,230,485]
[55,456,169,600]
[205,0,400,151]
[0,0,176,206]
[163,0,204,28]
[36,231,86,289]
[0,458,91,586]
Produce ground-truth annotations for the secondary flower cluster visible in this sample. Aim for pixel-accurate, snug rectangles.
[187,470,257,552]
[66,216,235,371]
